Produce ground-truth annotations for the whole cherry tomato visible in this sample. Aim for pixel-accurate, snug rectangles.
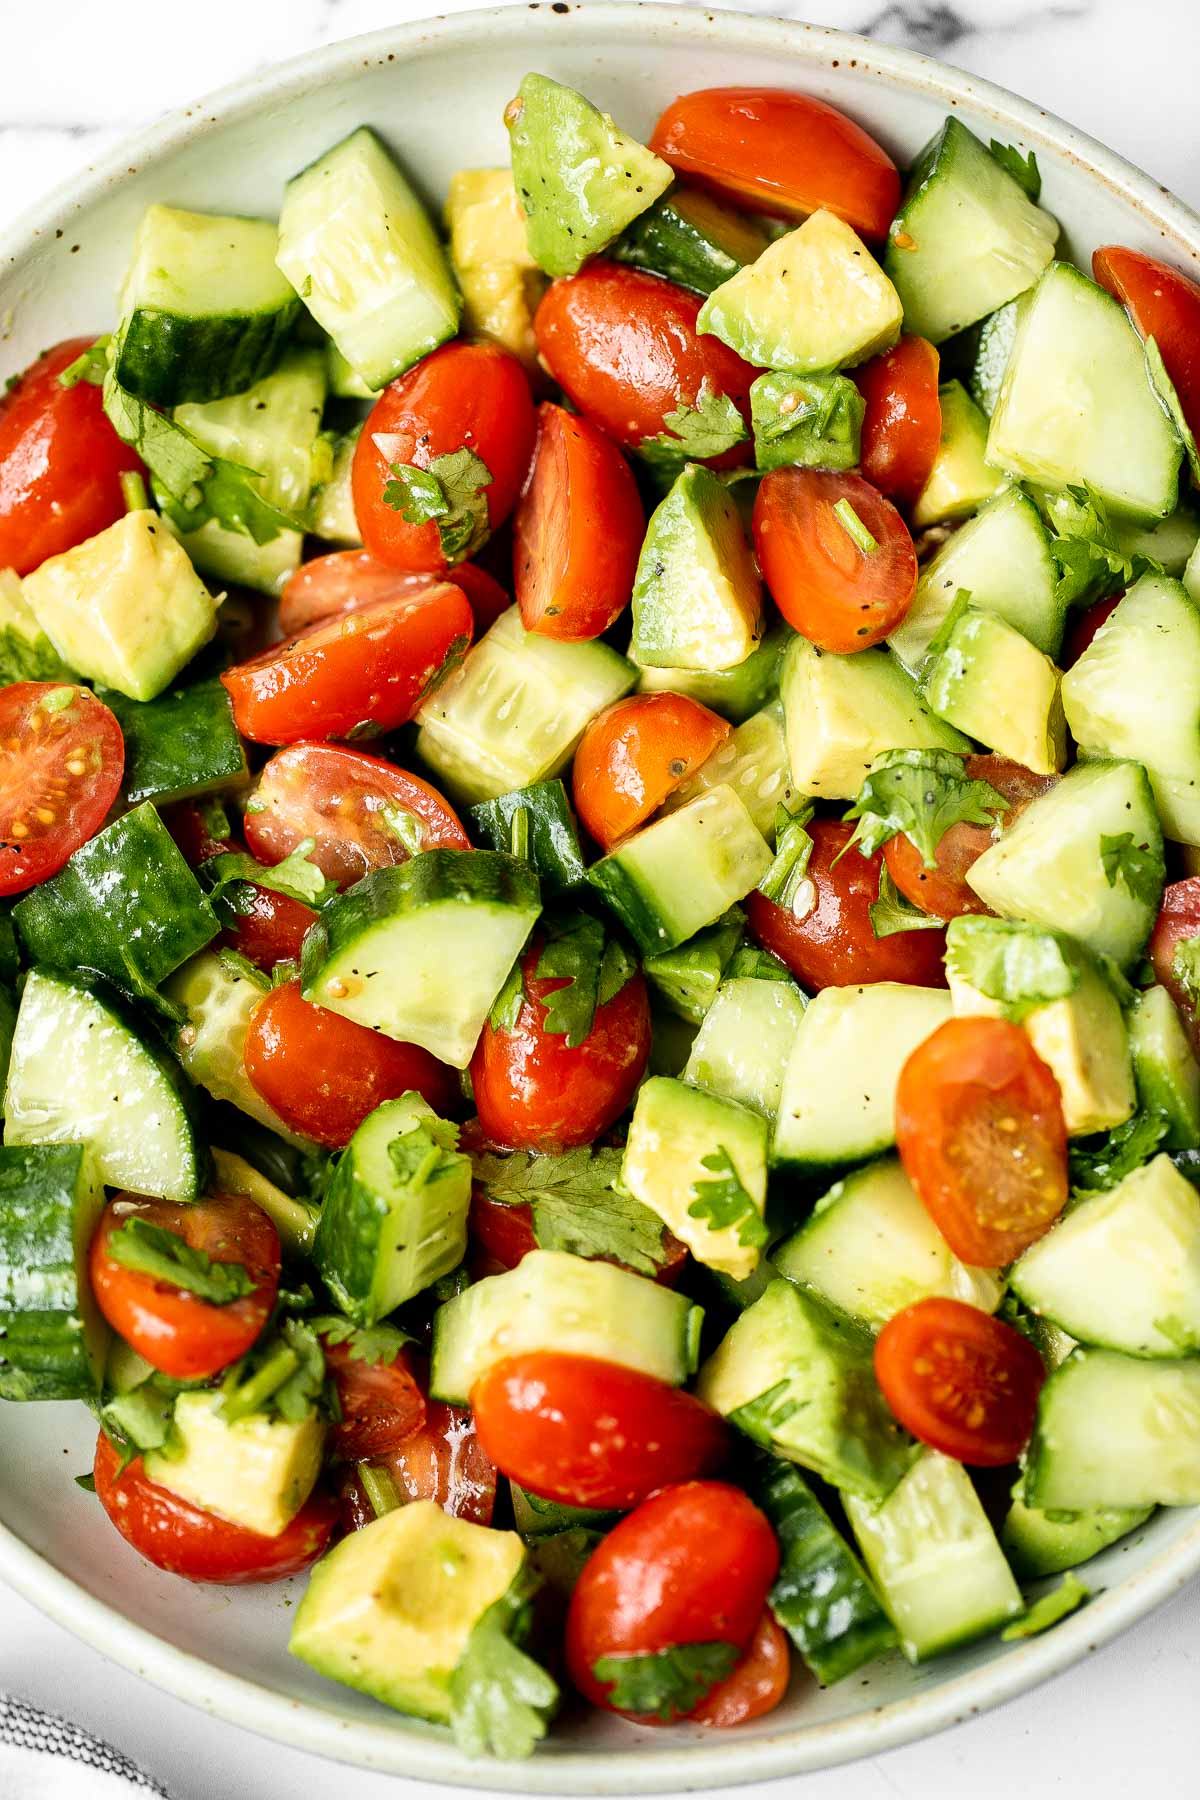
[0,338,144,576]
[1150,877,1200,1054]
[745,818,948,990]
[514,402,643,641]
[0,683,124,896]
[352,342,535,571]
[855,337,942,508]
[895,1015,1069,1267]
[218,883,317,972]
[572,693,731,851]
[882,755,1057,920]
[875,1296,1046,1466]
[689,1612,790,1728]
[321,1333,427,1461]
[1093,246,1200,447]
[279,548,509,640]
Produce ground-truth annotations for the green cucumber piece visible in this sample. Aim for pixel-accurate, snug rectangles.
[309,423,362,548]
[164,951,312,1146]
[967,299,1022,415]
[1130,985,1200,1149]
[633,622,792,723]
[642,907,745,1025]
[467,780,585,896]
[1025,1347,1200,1510]
[510,1484,619,1541]
[102,675,247,808]
[663,701,794,840]
[683,973,807,1121]
[0,1142,108,1400]
[1000,1482,1152,1580]
[614,187,769,295]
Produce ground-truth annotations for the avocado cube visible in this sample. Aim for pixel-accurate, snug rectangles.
[921,606,1066,776]
[1130,985,1200,1150]
[698,210,902,375]
[631,464,763,672]
[144,1391,325,1538]
[634,622,792,724]
[685,975,807,1121]
[445,168,546,371]
[750,372,865,473]
[910,381,1003,529]
[623,1077,769,1280]
[290,1501,526,1722]
[23,510,217,702]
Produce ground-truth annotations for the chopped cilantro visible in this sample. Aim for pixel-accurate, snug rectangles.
[489,956,528,1032]
[202,837,337,914]
[842,748,1009,868]
[1069,1110,1168,1193]
[534,911,636,1048]
[757,800,816,912]
[387,1116,461,1190]
[1174,935,1200,1011]
[869,866,946,939]
[310,1316,413,1365]
[988,139,1042,200]
[592,1641,738,1722]
[57,338,110,388]
[638,380,748,470]
[688,1146,768,1250]
[382,448,493,564]
[106,1215,256,1305]
[472,1146,669,1275]
[449,1568,559,1758]
[832,497,878,556]
[217,1317,328,1425]
[944,916,1082,1020]
[1099,832,1163,908]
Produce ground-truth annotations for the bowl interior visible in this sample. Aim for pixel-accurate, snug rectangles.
[2,5,1199,1789]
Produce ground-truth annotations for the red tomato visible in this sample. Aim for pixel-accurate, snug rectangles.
[566,1482,779,1720]
[470,940,651,1151]
[89,1194,279,1381]
[244,741,468,889]
[244,980,458,1149]
[1150,877,1200,1054]
[381,1395,497,1525]
[0,683,123,895]
[471,1352,729,1511]
[855,337,942,508]
[689,1612,791,1728]
[534,263,757,456]
[162,799,234,868]
[572,694,731,851]
[0,338,144,576]
[467,1187,690,1286]
[648,88,900,239]
[883,756,1057,920]
[745,818,948,990]
[322,1334,427,1461]
[221,583,473,745]
[895,1016,1069,1267]
[219,884,317,972]
[513,402,643,641]
[1093,246,1200,446]
[93,1432,336,1585]
[875,1296,1045,1466]
[279,548,509,641]
[352,342,535,572]
[752,467,917,652]
[1061,594,1123,669]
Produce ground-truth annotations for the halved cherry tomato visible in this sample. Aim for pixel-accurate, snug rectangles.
[689,1611,791,1728]
[93,1432,336,1585]
[566,1481,779,1720]
[1150,877,1200,1053]
[875,1296,1045,1466]
[244,741,468,888]
[244,980,458,1149]
[572,693,731,851]
[218,883,317,972]
[1093,246,1200,447]
[514,402,643,641]
[221,583,473,745]
[322,1333,427,1461]
[855,337,942,508]
[534,263,757,457]
[883,756,1057,920]
[467,1187,690,1286]
[648,88,900,239]
[745,818,948,990]
[470,939,651,1151]
[0,683,123,895]
[0,338,144,576]
[895,1016,1069,1267]
[352,342,535,572]
[752,467,917,652]
[1061,594,1122,669]
[471,1352,729,1511]
[89,1194,279,1381]
[279,548,509,640]
[381,1397,497,1525]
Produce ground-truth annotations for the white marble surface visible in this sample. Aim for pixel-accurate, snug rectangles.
[1,2,1199,1796]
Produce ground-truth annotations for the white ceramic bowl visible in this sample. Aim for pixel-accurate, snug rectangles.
[2,6,1199,1789]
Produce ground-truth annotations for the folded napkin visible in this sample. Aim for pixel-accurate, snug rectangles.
[0,1694,167,1798]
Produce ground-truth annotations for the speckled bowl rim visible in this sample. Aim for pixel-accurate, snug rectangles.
[1,5,1199,1790]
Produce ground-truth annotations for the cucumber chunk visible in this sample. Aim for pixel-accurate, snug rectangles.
[634,622,792,723]
[277,127,460,392]
[967,298,1022,415]
[921,605,1066,776]
[164,951,311,1147]
[430,1249,702,1403]
[301,849,541,1069]
[631,464,763,673]
[615,187,769,296]
[844,1451,1022,1660]
[115,204,300,406]
[910,381,1003,529]
[643,907,745,1025]
[1025,1347,1200,1509]
[1129,985,1200,1149]
[0,1142,108,1400]
[102,675,247,808]
[1001,1483,1152,1580]
[4,970,205,1201]
[684,973,807,1120]
[663,701,795,839]
[965,759,1164,968]
[467,780,585,897]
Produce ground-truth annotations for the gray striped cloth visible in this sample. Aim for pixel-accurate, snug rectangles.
[0,1694,167,1796]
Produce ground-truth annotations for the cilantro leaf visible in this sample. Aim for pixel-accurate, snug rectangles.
[100,1366,207,1470]
[638,380,749,470]
[382,448,493,565]
[842,749,1010,868]
[57,338,110,389]
[869,865,946,939]
[988,139,1042,200]
[201,837,338,913]
[310,1316,413,1365]
[688,1146,768,1250]
[757,800,816,912]
[1145,337,1200,486]
[105,1216,256,1304]
[489,956,528,1032]
[472,1146,669,1276]
[218,1317,329,1425]
[216,947,271,992]
[592,1642,739,1722]
[533,912,636,1049]
[1038,485,1161,609]
[1069,1110,1168,1193]
[1099,832,1163,908]
[729,1376,803,1445]
[945,915,1082,1020]
[387,1116,462,1190]
[1002,1573,1089,1640]
[449,1568,559,1759]
[1173,935,1200,1011]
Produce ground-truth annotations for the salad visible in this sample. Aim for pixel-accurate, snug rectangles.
[0,66,1199,1760]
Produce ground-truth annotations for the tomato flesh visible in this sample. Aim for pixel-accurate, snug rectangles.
[221,583,473,745]
[279,548,509,641]
[471,1352,729,1510]
[746,817,948,990]
[1093,246,1200,447]
[219,883,317,972]
[381,1395,497,1526]
[0,683,124,895]
[93,1432,336,1585]
[1060,595,1123,670]
[470,941,651,1151]
[322,1333,427,1461]
[875,1296,1045,1466]
[752,467,917,652]
[882,756,1057,920]
[689,1612,790,1728]
[244,980,459,1149]
[572,693,731,851]
[895,1016,1069,1267]
[514,402,643,641]
[244,740,468,888]
[1150,877,1200,1054]
[648,88,900,239]
[855,337,942,508]
[0,338,144,576]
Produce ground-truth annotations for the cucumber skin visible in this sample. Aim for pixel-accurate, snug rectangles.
[102,676,248,808]
[0,1142,105,1401]
[114,302,300,408]
[467,781,586,896]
